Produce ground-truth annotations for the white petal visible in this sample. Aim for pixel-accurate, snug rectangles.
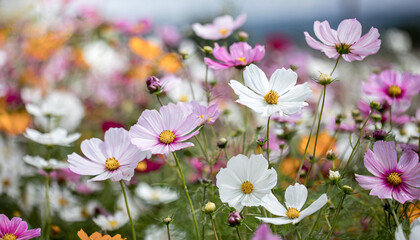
[285,183,308,210]
[256,216,293,225]
[243,64,269,95]
[269,68,298,95]
[278,83,312,103]
[299,194,328,219]
[260,193,287,217]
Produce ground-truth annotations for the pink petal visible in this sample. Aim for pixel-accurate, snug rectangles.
[175,114,201,136]
[369,183,392,199]
[161,103,189,132]
[403,165,420,187]
[88,171,113,182]
[80,138,107,164]
[212,43,233,62]
[10,217,25,235]
[363,149,386,176]
[0,214,9,235]
[314,20,339,45]
[342,53,364,62]
[373,141,398,172]
[136,109,164,135]
[204,58,230,70]
[17,228,41,239]
[68,153,106,176]
[351,27,381,55]
[304,32,326,50]
[104,128,131,160]
[337,18,362,44]
[355,174,384,190]
[169,142,194,152]
[392,183,420,204]
[233,13,247,29]
[251,45,265,62]
[397,149,419,173]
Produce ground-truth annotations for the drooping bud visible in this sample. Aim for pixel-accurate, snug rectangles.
[203,46,213,55]
[237,31,249,42]
[146,76,162,94]
[217,138,228,149]
[351,109,360,118]
[228,211,243,227]
[326,150,336,161]
[342,185,353,194]
[204,202,216,214]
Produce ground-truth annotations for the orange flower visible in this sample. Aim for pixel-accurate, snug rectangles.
[77,229,126,240]
[23,31,69,61]
[158,53,182,73]
[129,37,162,60]
[279,157,301,178]
[0,110,31,135]
[298,130,336,158]
[406,202,420,223]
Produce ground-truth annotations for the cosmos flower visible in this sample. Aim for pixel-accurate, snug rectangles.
[0,214,41,240]
[204,42,265,70]
[77,229,126,240]
[216,154,277,211]
[135,182,178,205]
[304,18,381,62]
[129,103,201,155]
[355,141,420,204]
[362,70,420,112]
[23,155,68,171]
[192,14,247,40]
[93,211,128,231]
[257,183,328,225]
[251,223,282,240]
[24,128,81,146]
[68,128,151,182]
[229,64,312,117]
[190,101,220,125]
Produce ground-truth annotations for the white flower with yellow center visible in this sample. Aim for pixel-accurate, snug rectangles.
[229,64,312,117]
[216,154,277,211]
[93,211,128,231]
[257,183,328,225]
[25,128,81,146]
[135,182,178,205]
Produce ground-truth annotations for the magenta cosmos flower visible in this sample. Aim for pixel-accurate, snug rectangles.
[304,18,381,62]
[0,214,40,240]
[204,42,265,70]
[190,101,220,125]
[362,70,420,112]
[192,14,246,40]
[68,128,151,182]
[129,103,201,155]
[355,141,420,204]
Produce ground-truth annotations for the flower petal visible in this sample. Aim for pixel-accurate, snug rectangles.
[243,64,270,95]
[269,68,297,95]
[256,216,293,225]
[284,183,308,211]
[298,194,328,220]
[260,193,287,217]
[337,18,362,44]
[373,141,398,172]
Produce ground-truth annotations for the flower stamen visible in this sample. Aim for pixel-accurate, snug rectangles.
[237,57,246,64]
[105,157,120,171]
[2,233,17,240]
[387,172,402,186]
[219,29,228,35]
[264,90,279,104]
[335,43,352,54]
[286,207,300,219]
[388,85,402,98]
[159,130,176,144]
[241,181,254,194]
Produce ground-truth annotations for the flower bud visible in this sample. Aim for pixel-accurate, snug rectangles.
[372,129,387,140]
[370,101,381,111]
[256,137,265,146]
[351,109,360,118]
[371,114,382,122]
[354,116,364,124]
[179,51,188,60]
[228,211,243,227]
[204,202,216,214]
[217,138,228,149]
[329,170,340,184]
[203,46,213,54]
[326,150,336,161]
[164,217,172,224]
[318,72,332,85]
[342,185,353,194]
[237,31,249,42]
[146,76,162,94]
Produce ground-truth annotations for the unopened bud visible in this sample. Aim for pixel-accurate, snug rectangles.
[329,170,340,184]
[354,116,364,124]
[256,137,265,146]
[372,129,387,140]
[326,150,336,161]
[204,202,216,214]
[370,101,381,111]
[318,72,332,85]
[179,51,188,60]
[237,31,249,42]
[351,109,360,118]
[203,46,213,54]
[146,76,162,94]
[228,211,243,227]
[217,138,228,149]
[342,185,353,194]
[164,217,172,224]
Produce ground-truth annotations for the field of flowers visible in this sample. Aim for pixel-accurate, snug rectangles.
[0,1,419,240]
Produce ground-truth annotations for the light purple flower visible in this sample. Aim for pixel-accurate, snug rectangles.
[192,14,247,40]
[68,128,151,182]
[355,141,420,204]
[157,25,181,47]
[190,101,220,125]
[204,42,265,70]
[252,223,282,240]
[0,214,40,240]
[362,70,420,112]
[304,18,381,62]
[129,103,201,155]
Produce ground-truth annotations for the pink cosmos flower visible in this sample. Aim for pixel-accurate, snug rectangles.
[68,128,151,182]
[0,214,41,240]
[129,103,201,155]
[251,223,282,240]
[304,18,381,62]
[192,14,247,40]
[362,70,420,112]
[355,141,420,204]
[204,42,265,70]
[190,101,220,125]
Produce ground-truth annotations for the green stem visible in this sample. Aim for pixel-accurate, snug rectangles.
[308,185,332,237]
[156,95,164,106]
[211,217,220,240]
[330,55,341,76]
[45,172,51,240]
[172,152,200,240]
[295,226,302,240]
[166,223,171,240]
[120,181,136,240]
[194,136,209,163]
[266,116,271,164]
[236,226,243,240]
[389,200,400,226]
[325,193,346,240]
[305,85,327,185]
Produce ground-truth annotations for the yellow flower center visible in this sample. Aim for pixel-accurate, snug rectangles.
[136,161,147,171]
[58,197,69,207]
[219,29,228,35]
[109,220,118,228]
[387,172,402,186]
[241,181,254,194]
[264,90,279,104]
[286,207,300,219]
[237,57,246,64]
[335,43,352,54]
[199,115,204,119]
[2,178,10,187]
[105,157,120,171]
[180,95,188,102]
[159,130,176,144]
[2,233,17,240]
[388,85,402,98]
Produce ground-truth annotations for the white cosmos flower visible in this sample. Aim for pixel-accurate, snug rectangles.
[229,64,312,117]
[395,217,420,240]
[23,155,68,170]
[257,183,327,225]
[216,154,277,211]
[93,211,128,231]
[24,128,80,146]
[135,182,178,205]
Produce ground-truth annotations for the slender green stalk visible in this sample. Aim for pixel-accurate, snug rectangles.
[236,226,243,240]
[211,217,220,240]
[325,193,346,240]
[156,95,163,106]
[224,148,229,160]
[172,152,200,240]
[330,55,341,76]
[308,185,332,237]
[45,172,51,240]
[120,181,136,240]
[389,200,400,226]
[266,116,271,163]
[166,223,171,240]
[305,85,327,184]
[296,87,323,183]
[295,226,302,240]
[194,135,209,163]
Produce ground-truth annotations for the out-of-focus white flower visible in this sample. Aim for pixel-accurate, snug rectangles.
[393,123,418,143]
[0,138,27,198]
[163,76,205,103]
[24,128,80,146]
[385,29,412,54]
[93,211,128,231]
[395,217,420,240]
[83,41,128,75]
[135,183,178,205]
[117,193,144,219]
[25,90,85,131]
[23,155,68,170]
[144,225,185,240]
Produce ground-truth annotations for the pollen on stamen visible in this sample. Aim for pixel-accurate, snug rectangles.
[387,172,402,186]
[159,130,176,144]
[219,29,228,35]
[388,85,402,98]
[241,181,254,194]
[105,157,120,171]
[264,90,279,105]
[237,57,246,64]
[286,207,300,219]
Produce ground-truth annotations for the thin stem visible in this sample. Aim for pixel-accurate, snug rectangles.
[120,181,136,240]
[166,223,171,240]
[45,172,51,240]
[295,226,302,240]
[224,148,229,160]
[194,136,209,163]
[305,85,327,185]
[389,199,400,226]
[308,185,332,237]
[266,116,271,164]
[330,55,341,76]
[295,87,323,183]
[325,193,346,240]
[211,217,220,240]
[172,152,200,240]
[156,95,163,106]
[236,226,243,240]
